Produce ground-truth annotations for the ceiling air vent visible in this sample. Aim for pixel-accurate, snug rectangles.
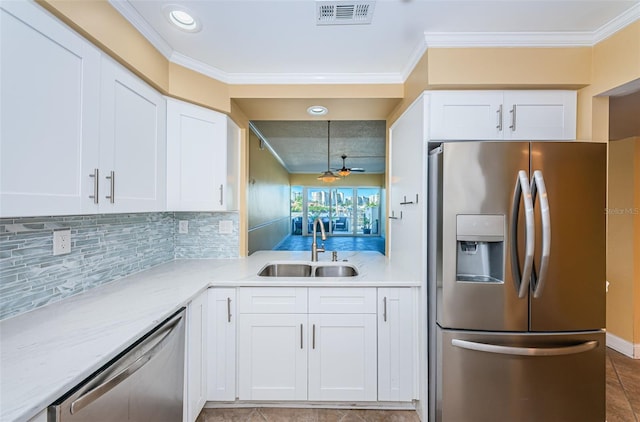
[316,1,375,25]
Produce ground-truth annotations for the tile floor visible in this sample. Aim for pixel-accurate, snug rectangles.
[607,348,640,422]
[273,235,386,255]
[196,408,419,422]
[198,348,639,422]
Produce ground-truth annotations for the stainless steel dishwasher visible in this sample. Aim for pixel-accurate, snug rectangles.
[48,308,186,422]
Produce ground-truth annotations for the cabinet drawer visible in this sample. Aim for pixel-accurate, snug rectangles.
[239,287,307,313]
[309,288,376,314]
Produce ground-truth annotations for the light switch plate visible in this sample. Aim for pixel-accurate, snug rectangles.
[53,229,71,255]
[219,220,233,234]
[178,220,189,234]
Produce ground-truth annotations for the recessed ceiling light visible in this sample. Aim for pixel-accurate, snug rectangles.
[165,6,200,32]
[307,105,328,116]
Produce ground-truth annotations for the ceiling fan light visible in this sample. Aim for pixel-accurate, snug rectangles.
[337,169,351,177]
[317,170,340,183]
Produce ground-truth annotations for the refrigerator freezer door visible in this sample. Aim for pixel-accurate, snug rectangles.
[436,142,530,331]
[529,142,606,331]
[437,328,605,422]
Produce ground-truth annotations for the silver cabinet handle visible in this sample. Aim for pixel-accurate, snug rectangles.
[452,339,598,357]
[509,105,517,131]
[105,171,115,204]
[496,104,503,131]
[510,170,535,299]
[70,312,183,414]
[89,168,99,204]
[383,297,387,322]
[312,324,316,349]
[227,297,232,323]
[531,170,551,298]
[300,324,303,349]
[219,184,224,206]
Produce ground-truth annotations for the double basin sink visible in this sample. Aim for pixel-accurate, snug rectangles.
[258,261,359,278]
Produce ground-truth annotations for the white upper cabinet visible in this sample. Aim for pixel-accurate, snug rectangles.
[0,2,166,217]
[430,91,504,140]
[166,98,239,212]
[429,90,576,141]
[502,91,577,140]
[99,57,166,213]
[0,2,100,217]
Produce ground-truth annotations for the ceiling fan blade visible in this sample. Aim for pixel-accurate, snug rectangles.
[351,168,366,172]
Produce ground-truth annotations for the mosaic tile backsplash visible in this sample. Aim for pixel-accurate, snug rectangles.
[0,212,239,320]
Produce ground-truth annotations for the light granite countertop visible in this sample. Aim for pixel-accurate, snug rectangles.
[0,251,420,422]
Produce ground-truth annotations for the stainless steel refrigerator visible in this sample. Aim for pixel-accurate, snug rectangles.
[427,141,606,422]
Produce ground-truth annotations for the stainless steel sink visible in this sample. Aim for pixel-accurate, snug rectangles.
[314,264,359,277]
[258,263,313,277]
[257,262,359,277]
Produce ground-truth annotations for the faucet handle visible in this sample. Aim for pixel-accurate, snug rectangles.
[332,251,338,262]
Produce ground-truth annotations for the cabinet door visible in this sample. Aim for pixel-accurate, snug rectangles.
[207,288,236,401]
[308,314,377,401]
[100,56,166,213]
[430,91,504,140]
[166,98,228,211]
[0,2,100,217]
[378,288,416,402]
[238,314,307,400]
[503,91,576,140]
[185,291,208,422]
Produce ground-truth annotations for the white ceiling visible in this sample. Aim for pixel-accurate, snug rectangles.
[112,0,639,174]
[114,0,639,84]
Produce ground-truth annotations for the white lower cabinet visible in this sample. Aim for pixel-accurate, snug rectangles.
[185,291,208,422]
[237,287,380,402]
[238,313,308,400]
[377,288,416,402]
[308,313,377,401]
[207,288,237,401]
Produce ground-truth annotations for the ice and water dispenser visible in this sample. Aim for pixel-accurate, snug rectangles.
[456,215,505,283]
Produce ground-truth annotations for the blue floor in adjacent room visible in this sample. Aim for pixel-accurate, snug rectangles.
[274,235,385,254]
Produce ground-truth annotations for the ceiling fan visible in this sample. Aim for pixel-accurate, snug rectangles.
[317,121,340,183]
[334,154,365,177]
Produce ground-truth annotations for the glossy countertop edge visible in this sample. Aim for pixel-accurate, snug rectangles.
[0,251,419,422]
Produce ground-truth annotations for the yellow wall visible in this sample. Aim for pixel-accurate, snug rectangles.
[247,131,291,254]
[606,137,640,346]
[426,47,592,88]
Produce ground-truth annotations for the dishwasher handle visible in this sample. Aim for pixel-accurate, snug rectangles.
[69,312,184,415]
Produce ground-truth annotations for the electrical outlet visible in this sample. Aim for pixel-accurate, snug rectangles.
[53,229,71,255]
[179,220,189,234]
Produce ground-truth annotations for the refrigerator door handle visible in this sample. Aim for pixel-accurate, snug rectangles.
[510,170,535,298]
[452,339,598,357]
[531,170,551,298]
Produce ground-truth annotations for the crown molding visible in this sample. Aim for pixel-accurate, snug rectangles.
[593,2,640,44]
[424,31,595,48]
[172,51,403,84]
[423,4,640,49]
[108,0,173,59]
[400,38,429,82]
